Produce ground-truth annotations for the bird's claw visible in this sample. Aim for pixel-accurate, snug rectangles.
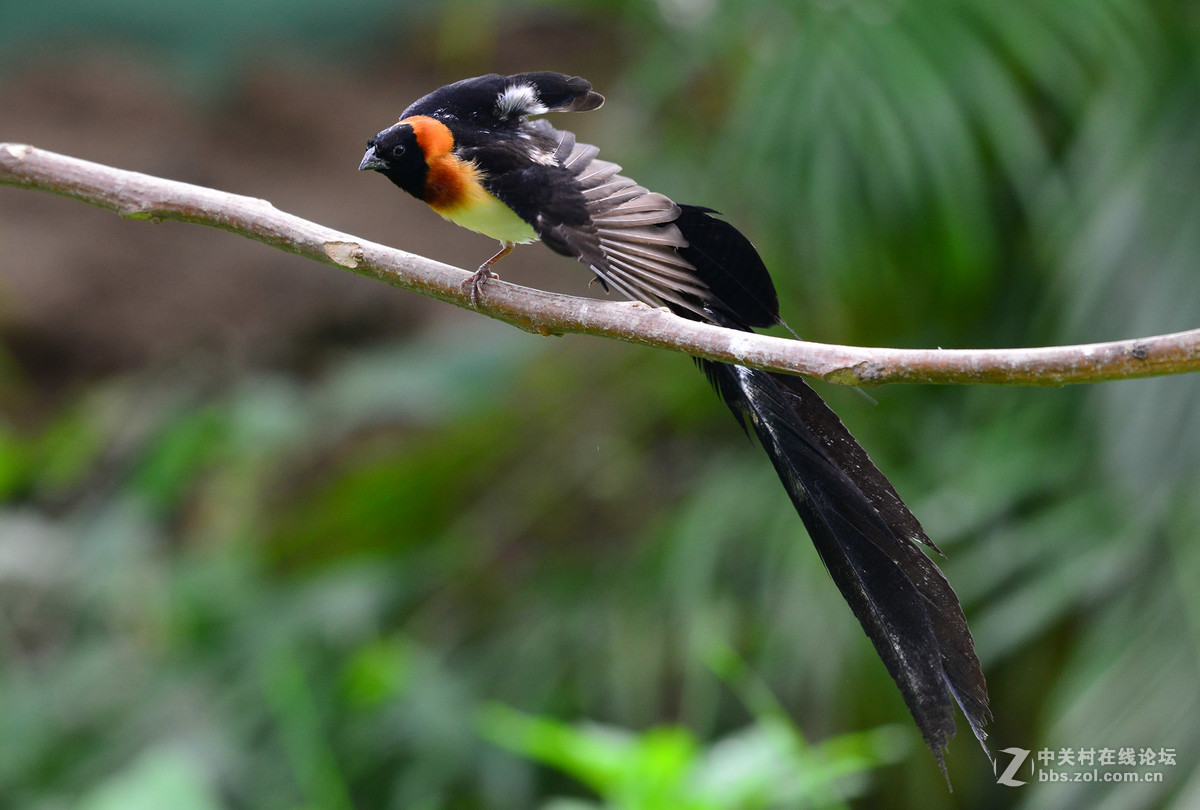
[465,266,499,307]
[464,241,514,306]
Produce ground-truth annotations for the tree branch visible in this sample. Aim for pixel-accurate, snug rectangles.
[3,142,1198,386]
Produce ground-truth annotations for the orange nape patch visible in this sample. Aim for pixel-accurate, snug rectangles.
[400,115,454,159]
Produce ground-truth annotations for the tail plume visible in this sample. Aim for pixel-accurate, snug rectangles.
[674,209,991,772]
[702,359,991,772]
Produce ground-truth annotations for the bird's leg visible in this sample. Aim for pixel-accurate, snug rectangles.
[465,241,514,307]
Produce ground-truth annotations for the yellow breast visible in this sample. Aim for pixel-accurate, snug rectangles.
[435,182,538,244]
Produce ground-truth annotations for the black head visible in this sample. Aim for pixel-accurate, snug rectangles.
[359,122,428,200]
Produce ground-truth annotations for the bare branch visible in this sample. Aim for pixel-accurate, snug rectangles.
[3,142,1198,387]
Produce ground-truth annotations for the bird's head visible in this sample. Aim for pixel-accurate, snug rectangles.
[360,120,427,200]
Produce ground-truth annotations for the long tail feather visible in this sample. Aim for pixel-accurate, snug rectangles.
[702,359,992,773]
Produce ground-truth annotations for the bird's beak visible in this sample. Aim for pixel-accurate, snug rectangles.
[359,146,387,172]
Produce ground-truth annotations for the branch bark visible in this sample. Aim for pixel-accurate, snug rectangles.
[3,142,1198,387]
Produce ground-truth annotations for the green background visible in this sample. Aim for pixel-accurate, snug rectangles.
[1,1,1198,808]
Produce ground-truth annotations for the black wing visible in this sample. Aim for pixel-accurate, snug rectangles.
[403,72,602,129]
[475,121,753,323]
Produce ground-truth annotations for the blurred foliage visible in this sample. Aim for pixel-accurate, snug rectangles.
[0,0,425,85]
[3,0,1200,809]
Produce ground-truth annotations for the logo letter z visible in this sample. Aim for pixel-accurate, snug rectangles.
[996,747,1031,787]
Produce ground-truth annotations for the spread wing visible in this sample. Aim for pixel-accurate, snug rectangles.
[478,121,771,324]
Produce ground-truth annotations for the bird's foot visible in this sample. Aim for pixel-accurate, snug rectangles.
[465,265,499,308]
[464,242,515,308]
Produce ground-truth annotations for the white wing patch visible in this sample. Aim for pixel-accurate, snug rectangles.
[496,84,547,120]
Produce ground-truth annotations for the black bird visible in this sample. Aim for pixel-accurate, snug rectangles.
[359,71,991,773]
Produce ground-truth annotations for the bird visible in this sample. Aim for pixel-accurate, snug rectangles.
[358,71,991,774]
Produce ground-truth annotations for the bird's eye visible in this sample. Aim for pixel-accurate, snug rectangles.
[390,144,406,158]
